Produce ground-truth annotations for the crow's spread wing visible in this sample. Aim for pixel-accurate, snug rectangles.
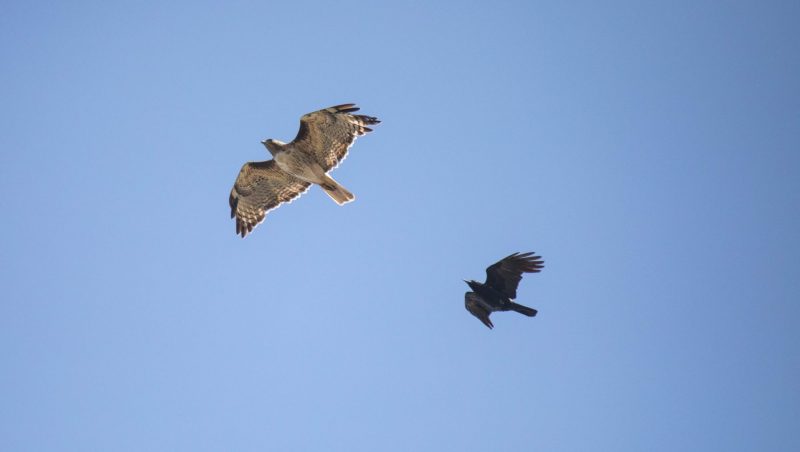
[484,252,544,299]
[465,292,494,329]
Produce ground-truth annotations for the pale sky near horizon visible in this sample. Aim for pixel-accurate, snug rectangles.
[1,1,799,451]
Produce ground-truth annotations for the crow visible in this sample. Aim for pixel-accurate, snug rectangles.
[464,252,545,329]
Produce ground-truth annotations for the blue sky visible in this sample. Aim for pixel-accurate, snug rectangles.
[1,1,798,450]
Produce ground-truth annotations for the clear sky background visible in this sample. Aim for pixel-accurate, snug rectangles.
[1,1,798,451]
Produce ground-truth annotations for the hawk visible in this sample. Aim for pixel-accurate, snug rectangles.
[229,104,380,237]
[464,252,545,329]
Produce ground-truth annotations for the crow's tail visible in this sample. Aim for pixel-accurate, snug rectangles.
[509,302,537,317]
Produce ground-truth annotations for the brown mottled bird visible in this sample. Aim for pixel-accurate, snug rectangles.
[229,104,380,237]
[464,252,545,329]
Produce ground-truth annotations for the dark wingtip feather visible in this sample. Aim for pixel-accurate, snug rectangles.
[235,218,250,238]
[352,114,380,125]
[229,194,238,218]
[332,103,360,113]
[513,251,545,272]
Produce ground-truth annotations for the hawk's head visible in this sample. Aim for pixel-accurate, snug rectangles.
[261,139,285,156]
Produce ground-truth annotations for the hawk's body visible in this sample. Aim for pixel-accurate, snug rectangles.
[464,252,545,329]
[229,104,380,237]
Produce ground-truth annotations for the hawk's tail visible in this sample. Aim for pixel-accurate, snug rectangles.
[320,174,355,205]
[509,302,538,317]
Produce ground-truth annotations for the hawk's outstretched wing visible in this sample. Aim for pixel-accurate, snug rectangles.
[484,252,545,299]
[229,160,311,238]
[465,292,494,329]
[291,103,380,172]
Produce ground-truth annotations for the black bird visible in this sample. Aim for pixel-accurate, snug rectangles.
[464,252,545,329]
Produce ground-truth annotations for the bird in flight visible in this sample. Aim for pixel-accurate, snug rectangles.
[464,252,545,329]
[229,104,380,237]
